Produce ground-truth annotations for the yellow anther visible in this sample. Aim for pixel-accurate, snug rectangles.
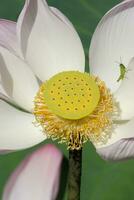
[34,71,116,150]
[44,71,100,120]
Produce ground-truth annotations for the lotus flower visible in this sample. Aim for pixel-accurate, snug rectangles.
[2,144,63,200]
[0,0,134,161]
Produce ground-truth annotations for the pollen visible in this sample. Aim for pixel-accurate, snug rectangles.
[33,71,116,150]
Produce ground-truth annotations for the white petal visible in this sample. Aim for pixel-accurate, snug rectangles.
[0,100,45,151]
[94,117,134,160]
[3,144,62,200]
[17,0,85,81]
[0,46,39,111]
[114,57,134,120]
[16,0,29,45]
[0,19,22,57]
[97,139,134,161]
[0,83,20,112]
[0,84,6,96]
[0,70,8,96]
[50,7,75,30]
[89,0,134,92]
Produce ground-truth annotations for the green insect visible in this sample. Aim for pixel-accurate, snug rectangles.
[117,63,128,82]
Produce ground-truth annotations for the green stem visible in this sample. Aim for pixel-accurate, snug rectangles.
[68,149,82,200]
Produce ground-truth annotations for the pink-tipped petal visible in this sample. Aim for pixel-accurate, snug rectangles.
[17,0,85,81]
[0,19,22,57]
[3,144,63,200]
[94,117,134,161]
[97,139,134,161]
[89,0,134,92]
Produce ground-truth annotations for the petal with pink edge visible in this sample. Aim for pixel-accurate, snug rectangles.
[97,138,134,161]
[0,19,22,57]
[94,117,134,161]
[17,0,85,81]
[2,144,63,200]
[89,0,134,92]
[0,100,45,152]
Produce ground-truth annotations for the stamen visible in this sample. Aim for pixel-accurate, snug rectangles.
[33,71,116,150]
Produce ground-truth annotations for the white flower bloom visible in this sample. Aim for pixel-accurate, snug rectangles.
[1,0,134,161]
[0,0,84,152]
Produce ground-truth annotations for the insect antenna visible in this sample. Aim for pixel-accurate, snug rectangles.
[120,56,123,64]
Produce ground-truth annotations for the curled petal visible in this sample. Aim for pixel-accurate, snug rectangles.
[95,117,134,161]
[2,144,63,200]
[114,57,134,120]
[17,0,85,81]
[0,100,45,151]
[89,0,134,92]
[0,46,39,111]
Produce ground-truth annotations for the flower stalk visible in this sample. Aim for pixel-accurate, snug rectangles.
[68,148,82,200]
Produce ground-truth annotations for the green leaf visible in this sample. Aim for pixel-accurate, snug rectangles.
[1,1,134,200]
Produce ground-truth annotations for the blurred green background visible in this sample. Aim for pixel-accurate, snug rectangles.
[1,0,134,200]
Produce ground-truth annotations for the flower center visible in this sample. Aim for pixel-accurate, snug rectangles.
[44,71,100,120]
[34,71,115,150]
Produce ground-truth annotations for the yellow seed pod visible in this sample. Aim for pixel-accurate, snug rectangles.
[44,71,100,120]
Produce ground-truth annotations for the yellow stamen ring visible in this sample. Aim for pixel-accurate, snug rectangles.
[34,71,115,150]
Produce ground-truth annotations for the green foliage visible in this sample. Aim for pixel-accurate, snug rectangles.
[1,0,134,200]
